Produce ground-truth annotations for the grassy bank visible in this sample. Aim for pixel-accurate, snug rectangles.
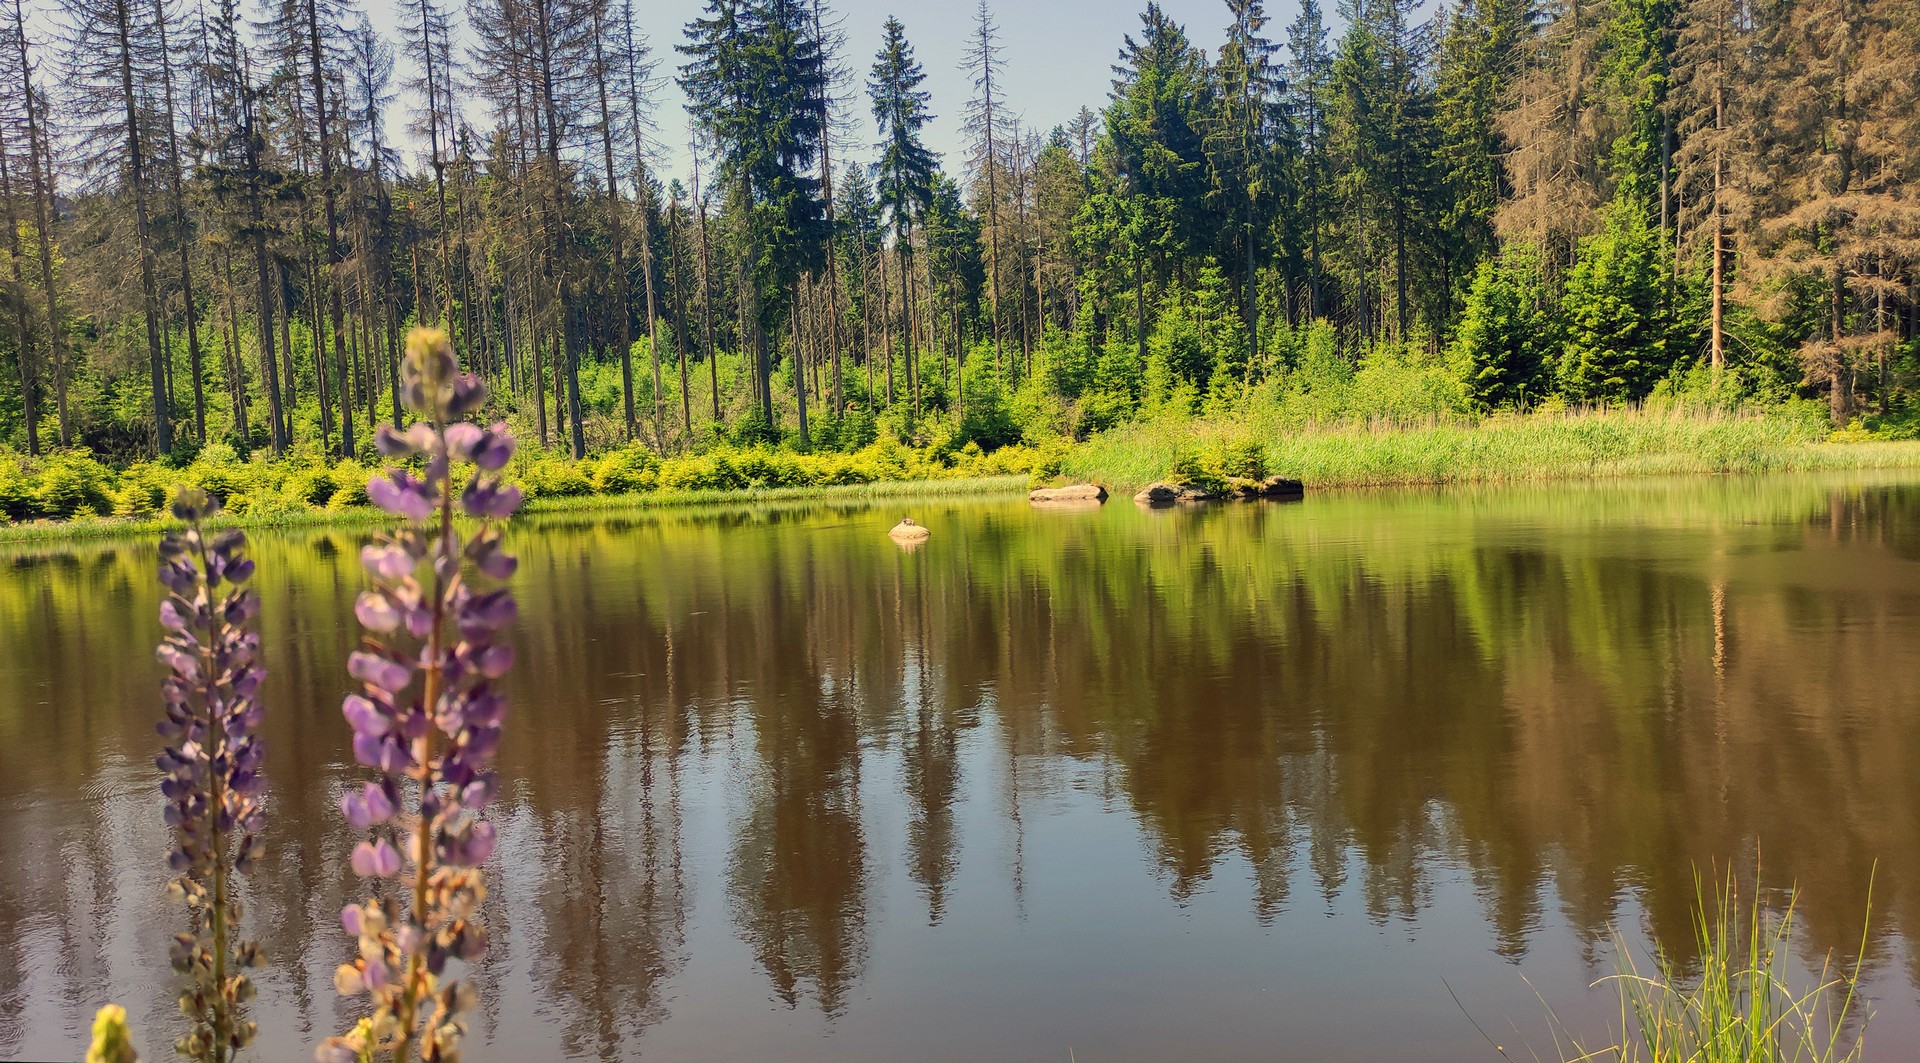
[11,406,1920,542]
[1065,406,1920,490]
[0,474,1033,544]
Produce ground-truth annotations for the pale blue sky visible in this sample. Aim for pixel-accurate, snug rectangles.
[21,0,1302,185]
[379,0,1292,185]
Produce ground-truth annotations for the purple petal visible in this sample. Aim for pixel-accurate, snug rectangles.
[350,838,402,878]
[461,775,497,810]
[467,821,496,863]
[351,731,390,770]
[347,652,412,694]
[354,592,403,633]
[460,686,506,728]
[474,643,515,679]
[159,598,191,632]
[360,544,415,581]
[460,479,524,520]
[340,791,373,830]
[362,782,394,823]
[471,425,516,471]
[375,424,415,456]
[342,694,392,738]
[458,590,517,636]
[368,473,436,521]
[444,423,482,460]
[223,590,260,625]
[447,375,487,418]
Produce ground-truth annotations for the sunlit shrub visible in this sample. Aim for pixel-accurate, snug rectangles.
[285,468,340,508]
[0,464,36,522]
[113,469,167,518]
[520,457,592,499]
[186,459,252,507]
[1210,439,1266,481]
[37,454,115,519]
[328,462,372,509]
[590,444,660,495]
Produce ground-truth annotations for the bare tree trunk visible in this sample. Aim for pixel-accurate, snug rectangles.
[110,0,172,454]
[695,156,721,425]
[791,285,809,444]
[636,169,664,443]
[670,192,692,436]
[153,0,206,442]
[306,0,352,455]
[880,238,896,406]
[812,0,843,417]
[12,0,66,445]
[0,117,39,454]
[416,0,454,327]
[590,9,636,438]
[277,261,296,428]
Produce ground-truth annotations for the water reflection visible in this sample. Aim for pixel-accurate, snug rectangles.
[3,472,1919,1061]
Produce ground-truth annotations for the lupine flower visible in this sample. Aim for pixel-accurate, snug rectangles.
[156,488,266,1063]
[321,329,520,1063]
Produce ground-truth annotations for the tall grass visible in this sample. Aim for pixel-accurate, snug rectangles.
[1519,873,1871,1063]
[1066,406,1920,490]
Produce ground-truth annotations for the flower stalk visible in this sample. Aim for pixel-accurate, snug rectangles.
[321,329,520,1063]
[156,488,265,1062]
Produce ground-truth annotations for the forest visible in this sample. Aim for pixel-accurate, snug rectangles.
[0,0,1915,471]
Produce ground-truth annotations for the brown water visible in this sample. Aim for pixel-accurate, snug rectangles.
[3,473,1919,1062]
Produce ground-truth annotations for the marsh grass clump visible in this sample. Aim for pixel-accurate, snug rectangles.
[1528,874,1870,1063]
[1067,405,1919,490]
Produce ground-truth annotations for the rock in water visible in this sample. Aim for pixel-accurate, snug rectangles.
[1133,482,1180,505]
[1260,476,1305,498]
[1029,483,1108,504]
[889,518,932,542]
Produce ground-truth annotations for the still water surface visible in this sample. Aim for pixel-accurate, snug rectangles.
[4,473,1920,1061]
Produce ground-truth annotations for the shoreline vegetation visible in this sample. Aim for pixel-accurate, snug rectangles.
[9,405,1920,544]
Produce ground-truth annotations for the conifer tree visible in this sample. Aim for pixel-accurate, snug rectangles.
[869,15,935,417]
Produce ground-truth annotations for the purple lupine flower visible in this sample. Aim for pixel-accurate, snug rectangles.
[321,328,520,1063]
[156,487,266,1062]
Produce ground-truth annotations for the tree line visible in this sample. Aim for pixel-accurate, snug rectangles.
[0,0,1915,464]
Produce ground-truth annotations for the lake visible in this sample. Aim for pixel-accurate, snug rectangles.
[3,472,1918,1061]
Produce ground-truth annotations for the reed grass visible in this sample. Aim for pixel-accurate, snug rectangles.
[1512,872,1872,1063]
[1066,407,1920,490]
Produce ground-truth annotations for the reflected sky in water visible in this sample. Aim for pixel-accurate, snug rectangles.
[4,471,1919,1061]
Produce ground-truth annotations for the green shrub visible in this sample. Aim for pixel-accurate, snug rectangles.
[1166,448,1226,492]
[1210,439,1266,480]
[328,462,371,509]
[0,466,33,522]
[188,462,252,506]
[521,458,592,499]
[285,468,340,507]
[590,445,660,495]
[112,472,167,518]
[37,455,115,519]
[836,406,878,451]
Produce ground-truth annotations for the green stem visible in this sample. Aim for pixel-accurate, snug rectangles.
[394,433,454,1063]
[192,520,229,1063]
